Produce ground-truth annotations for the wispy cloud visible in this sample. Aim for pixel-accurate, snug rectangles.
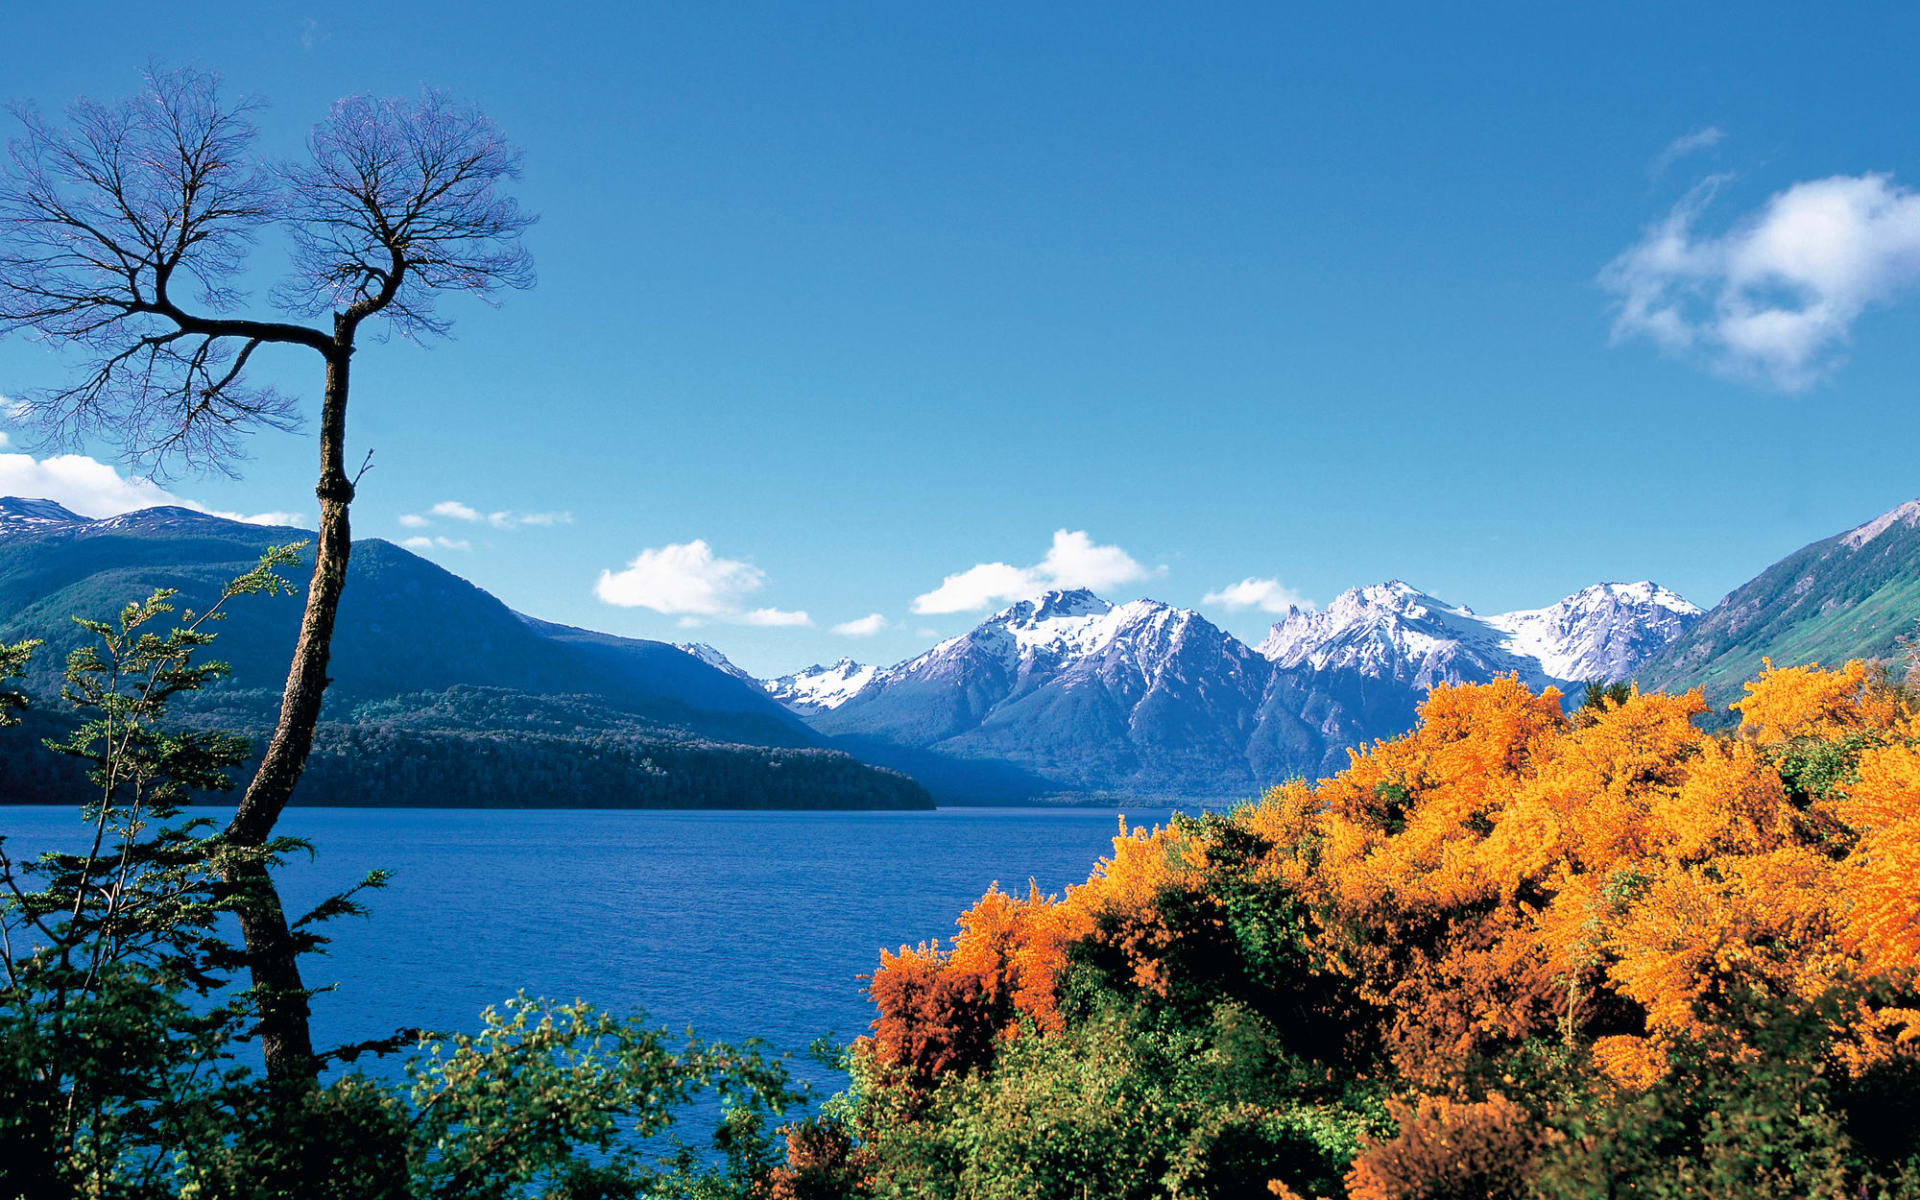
[832,612,887,637]
[401,499,572,532]
[489,509,571,529]
[594,539,812,627]
[740,607,812,627]
[1648,125,1723,181]
[1602,171,1920,388]
[912,530,1162,615]
[1202,577,1315,614]
[401,535,471,552]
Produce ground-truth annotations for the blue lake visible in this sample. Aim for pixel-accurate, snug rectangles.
[0,804,1197,1099]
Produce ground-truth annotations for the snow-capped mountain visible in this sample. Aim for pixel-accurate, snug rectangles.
[1256,579,1701,687]
[672,645,888,713]
[736,579,1703,799]
[764,658,886,713]
[806,589,1274,795]
[0,496,87,537]
[675,642,758,683]
[1488,582,1702,683]
[1256,581,1539,685]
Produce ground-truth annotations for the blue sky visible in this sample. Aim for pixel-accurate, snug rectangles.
[4,2,1920,676]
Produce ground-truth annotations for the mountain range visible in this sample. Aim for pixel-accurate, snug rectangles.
[4,493,1916,807]
[0,499,931,810]
[685,578,1707,799]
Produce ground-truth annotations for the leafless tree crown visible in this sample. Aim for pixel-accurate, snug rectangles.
[277,89,535,340]
[0,66,536,476]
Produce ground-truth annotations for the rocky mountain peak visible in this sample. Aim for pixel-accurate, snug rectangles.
[1840,498,1920,550]
[998,588,1113,626]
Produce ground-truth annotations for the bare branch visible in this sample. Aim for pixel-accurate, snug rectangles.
[275,88,537,342]
[0,65,323,477]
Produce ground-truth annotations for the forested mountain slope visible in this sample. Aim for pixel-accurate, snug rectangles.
[1638,497,1920,710]
[0,500,929,810]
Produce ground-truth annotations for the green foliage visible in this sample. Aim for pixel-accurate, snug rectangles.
[1532,992,1858,1200]
[0,634,36,726]
[168,998,798,1200]
[1766,731,1877,806]
[0,551,325,1195]
[855,994,1383,1200]
[1578,679,1633,713]
[0,564,806,1198]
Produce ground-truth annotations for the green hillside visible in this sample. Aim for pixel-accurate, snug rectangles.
[0,501,931,810]
[1637,499,1920,711]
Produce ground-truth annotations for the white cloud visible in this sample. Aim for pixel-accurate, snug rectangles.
[0,450,306,526]
[594,539,814,628]
[1648,125,1723,180]
[740,607,813,628]
[832,612,887,637]
[913,561,1036,615]
[912,530,1161,614]
[1603,172,1920,388]
[1203,577,1315,614]
[401,536,433,550]
[211,510,307,527]
[429,500,483,522]
[398,513,429,529]
[0,431,10,449]
[594,540,768,615]
[0,452,181,516]
[1037,529,1160,591]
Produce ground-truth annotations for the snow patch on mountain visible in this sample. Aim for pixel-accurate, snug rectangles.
[1255,581,1530,686]
[0,496,85,536]
[1487,582,1703,682]
[675,643,757,682]
[764,658,886,712]
[1257,579,1701,685]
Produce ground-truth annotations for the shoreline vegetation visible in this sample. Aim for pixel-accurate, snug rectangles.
[805,660,1920,1198]
[5,561,1918,1194]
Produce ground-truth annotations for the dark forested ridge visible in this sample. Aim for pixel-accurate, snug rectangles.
[0,501,931,810]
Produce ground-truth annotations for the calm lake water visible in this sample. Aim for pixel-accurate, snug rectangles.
[1,804,1197,1099]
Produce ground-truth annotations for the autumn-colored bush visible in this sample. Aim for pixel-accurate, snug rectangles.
[1345,1094,1554,1200]
[759,1118,872,1200]
[829,663,1920,1198]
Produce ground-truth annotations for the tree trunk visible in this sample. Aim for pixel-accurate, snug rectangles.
[224,336,357,1084]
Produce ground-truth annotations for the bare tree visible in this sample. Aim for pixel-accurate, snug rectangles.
[0,65,535,1082]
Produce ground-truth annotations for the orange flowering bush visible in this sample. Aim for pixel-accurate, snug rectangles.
[839,664,1920,1199]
